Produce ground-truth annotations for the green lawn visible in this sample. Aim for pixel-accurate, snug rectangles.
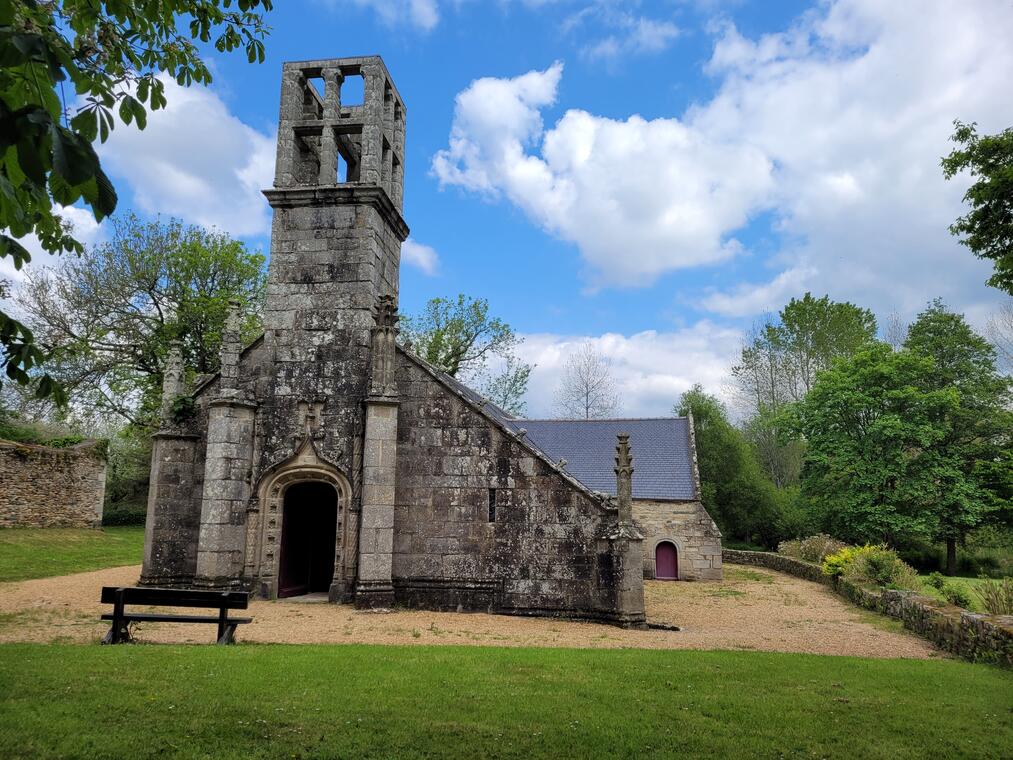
[0,644,1008,759]
[0,527,145,582]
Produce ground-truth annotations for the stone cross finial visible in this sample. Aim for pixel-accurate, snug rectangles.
[615,433,634,523]
[219,298,242,394]
[369,294,399,398]
[160,340,185,422]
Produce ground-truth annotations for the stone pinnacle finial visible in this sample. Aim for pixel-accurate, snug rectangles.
[369,294,399,398]
[615,433,634,523]
[160,340,185,422]
[219,298,242,394]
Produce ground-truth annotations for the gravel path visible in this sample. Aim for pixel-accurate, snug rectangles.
[0,564,939,658]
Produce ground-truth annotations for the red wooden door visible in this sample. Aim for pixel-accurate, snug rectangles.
[656,542,678,580]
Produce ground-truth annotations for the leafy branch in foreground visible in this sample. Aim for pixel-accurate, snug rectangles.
[0,0,273,399]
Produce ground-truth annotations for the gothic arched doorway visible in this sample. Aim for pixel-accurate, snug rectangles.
[277,481,338,598]
[655,541,679,580]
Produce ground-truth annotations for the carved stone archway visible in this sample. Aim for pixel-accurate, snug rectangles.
[250,440,352,600]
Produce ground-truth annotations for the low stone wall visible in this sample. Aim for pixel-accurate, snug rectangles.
[722,548,828,584]
[724,549,1013,667]
[0,439,106,528]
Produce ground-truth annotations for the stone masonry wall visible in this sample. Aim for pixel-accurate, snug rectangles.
[0,440,106,528]
[393,351,626,622]
[634,499,722,580]
[724,549,1013,667]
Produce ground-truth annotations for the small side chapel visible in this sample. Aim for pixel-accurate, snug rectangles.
[141,56,720,627]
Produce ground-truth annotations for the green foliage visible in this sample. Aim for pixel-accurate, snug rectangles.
[0,0,272,399]
[903,299,1012,571]
[475,354,531,416]
[0,404,81,446]
[941,120,1013,294]
[0,644,1010,759]
[403,294,518,378]
[788,343,959,546]
[822,544,920,590]
[402,294,532,415]
[169,394,195,424]
[973,577,1013,615]
[677,385,783,545]
[941,582,973,609]
[734,293,876,488]
[103,425,151,525]
[17,213,265,426]
[821,545,864,578]
[926,571,946,590]
[779,534,849,564]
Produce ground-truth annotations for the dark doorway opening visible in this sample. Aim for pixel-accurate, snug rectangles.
[656,541,679,580]
[278,482,337,598]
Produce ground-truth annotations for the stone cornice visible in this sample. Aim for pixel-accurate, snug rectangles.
[263,184,410,242]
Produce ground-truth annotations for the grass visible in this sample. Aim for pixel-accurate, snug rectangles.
[0,644,1009,759]
[0,527,145,582]
[917,575,999,613]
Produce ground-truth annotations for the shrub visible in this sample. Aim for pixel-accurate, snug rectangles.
[824,544,920,591]
[779,534,848,564]
[941,582,973,609]
[973,577,1013,615]
[822,546,864,578]
[926,571,946,590]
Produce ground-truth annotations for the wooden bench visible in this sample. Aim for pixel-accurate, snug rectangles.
[100,587,252,644]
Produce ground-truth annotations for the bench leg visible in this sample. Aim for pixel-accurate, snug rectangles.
[102,589,131,644]
[217,624,238,645]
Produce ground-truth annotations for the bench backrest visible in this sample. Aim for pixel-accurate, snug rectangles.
[101,586,249,609]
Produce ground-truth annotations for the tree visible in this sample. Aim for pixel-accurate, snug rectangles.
[554,343,618,419]
[903,299,1012,573]
[789,344,959,547]
[0,0,273,400]
[475,355,531,417]
[402,294,532,414]
[985,300,1013,374]
[676,386,785,546]
[733,293,877,486]
[942,121,1013,294]
[16,213,265,425]
[734,294,878,410]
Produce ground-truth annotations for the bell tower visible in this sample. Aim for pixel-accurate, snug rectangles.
[247,57,409,600]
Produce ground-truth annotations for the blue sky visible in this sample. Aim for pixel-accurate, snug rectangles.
[13,0,1013,416]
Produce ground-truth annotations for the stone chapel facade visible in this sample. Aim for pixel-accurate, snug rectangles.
[141,56,718,627]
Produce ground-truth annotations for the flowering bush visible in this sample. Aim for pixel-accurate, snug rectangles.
[778,534,849,564]
[822,545,920,590]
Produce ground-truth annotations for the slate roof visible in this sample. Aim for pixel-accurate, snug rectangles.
[514,418,698,501]
[395,347,698,502]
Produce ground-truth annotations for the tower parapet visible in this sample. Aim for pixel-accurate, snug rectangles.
[273,56,407,212]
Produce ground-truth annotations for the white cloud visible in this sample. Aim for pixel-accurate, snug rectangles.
[433,0,1013,320]
[0,205,104,285]
[401,238,440,275]
[98,76,275,238]
[344,0,440,31]
[574,8,681,61]
[516,322,743,417]
[433,62,774,287]
[700,265,816,317]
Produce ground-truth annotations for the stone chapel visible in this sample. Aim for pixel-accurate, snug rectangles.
[140,56,721,627]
